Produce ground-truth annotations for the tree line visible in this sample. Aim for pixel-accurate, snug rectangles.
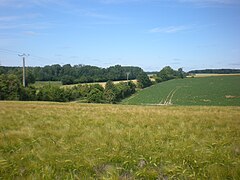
[0,74,136,103]
[0,63,152,103]
[0,64,185,103]
[188,69,240,74]
[154,66,187,82]
[0,64,147,85]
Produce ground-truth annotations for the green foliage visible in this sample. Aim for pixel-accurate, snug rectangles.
[103,81,136,103]
[61,75,74,85]
[137,72,152,88]
[115,81,136,100]
[87,88,104,103]
[155,66,187,83]
[19,86,37,101]
[157,66,176,81]
[0,74,21,100]
[123,76,240,106]
[0,73,136,103]
[0,65,144,85]
[189,68,240,74]
[0,102,239,179]
[104,81,119,103]
[37,85,70,102]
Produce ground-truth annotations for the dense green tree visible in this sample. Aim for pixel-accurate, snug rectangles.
[0,74,21,100]
[157,66,175,81]
[19,86,37,101]
[61,75,75,85]
[188,69,240,74]
[0,64,146,85]
[137,72,152,88]
[87,88,104,103]
[36,85,71,102]
[176,68,186,79]
[104,80,119,103]
[115,81,136,99]
[155,66,187,83]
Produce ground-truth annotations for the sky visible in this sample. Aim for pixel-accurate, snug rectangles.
[0,0,240,71]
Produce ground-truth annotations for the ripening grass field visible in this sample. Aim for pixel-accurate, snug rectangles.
[0,102,240,179]
[123,76,240,106]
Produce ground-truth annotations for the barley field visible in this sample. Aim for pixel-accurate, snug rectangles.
[0,102,239,179]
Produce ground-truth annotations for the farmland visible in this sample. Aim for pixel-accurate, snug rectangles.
[0,102,240,179]
[34,79,138,88]
[123,76,240,106]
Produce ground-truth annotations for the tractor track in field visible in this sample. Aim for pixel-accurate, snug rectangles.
[158,86,181,105]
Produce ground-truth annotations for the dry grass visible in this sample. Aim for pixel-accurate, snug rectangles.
[63,79,138,88]
[0,101,240,179]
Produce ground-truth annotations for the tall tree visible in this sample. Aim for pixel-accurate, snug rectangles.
[104,80,119,103]
[137,72,152,88]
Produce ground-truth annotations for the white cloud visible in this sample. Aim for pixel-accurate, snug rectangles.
[23,31,40,36]
[149,25,190,33]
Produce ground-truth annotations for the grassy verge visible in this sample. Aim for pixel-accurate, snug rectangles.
[0,101,239,179]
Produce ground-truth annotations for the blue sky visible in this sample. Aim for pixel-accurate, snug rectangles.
[0,0,239,71]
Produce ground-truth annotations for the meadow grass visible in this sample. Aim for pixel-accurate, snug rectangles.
[123,76,240,106]
[0,101,240,179]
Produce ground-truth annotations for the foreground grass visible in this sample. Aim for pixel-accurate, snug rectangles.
[0,102,240,179]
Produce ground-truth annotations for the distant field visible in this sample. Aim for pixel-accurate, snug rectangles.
[34,80,137,88]
[63,79,138,88]
[123,76,240,106]
[34,81,62,87]
[0,102,239,179]
[192,73,240,77]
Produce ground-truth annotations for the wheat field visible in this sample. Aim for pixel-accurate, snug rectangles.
[0,101,240,179]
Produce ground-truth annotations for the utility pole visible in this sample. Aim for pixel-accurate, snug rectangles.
[126,72,130,85]
[18,53,29,87]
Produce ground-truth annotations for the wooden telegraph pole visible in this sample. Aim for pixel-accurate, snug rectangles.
[126,72,130,85]
[18,54,29,87]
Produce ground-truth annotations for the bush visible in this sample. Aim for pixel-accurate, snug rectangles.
[0,74,21,100]
[137,72,152,88]
[87,88,104,103]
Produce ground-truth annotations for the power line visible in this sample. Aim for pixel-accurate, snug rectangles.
[0,48,52,66]
[0,48,21,55]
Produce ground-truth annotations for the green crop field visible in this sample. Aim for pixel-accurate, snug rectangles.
[123,76,240,106]
[0,102,240,179]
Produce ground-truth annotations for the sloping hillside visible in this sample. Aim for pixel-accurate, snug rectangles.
[123,76,240,106]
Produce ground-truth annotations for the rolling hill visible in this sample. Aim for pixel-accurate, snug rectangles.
[122,76,240,106]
